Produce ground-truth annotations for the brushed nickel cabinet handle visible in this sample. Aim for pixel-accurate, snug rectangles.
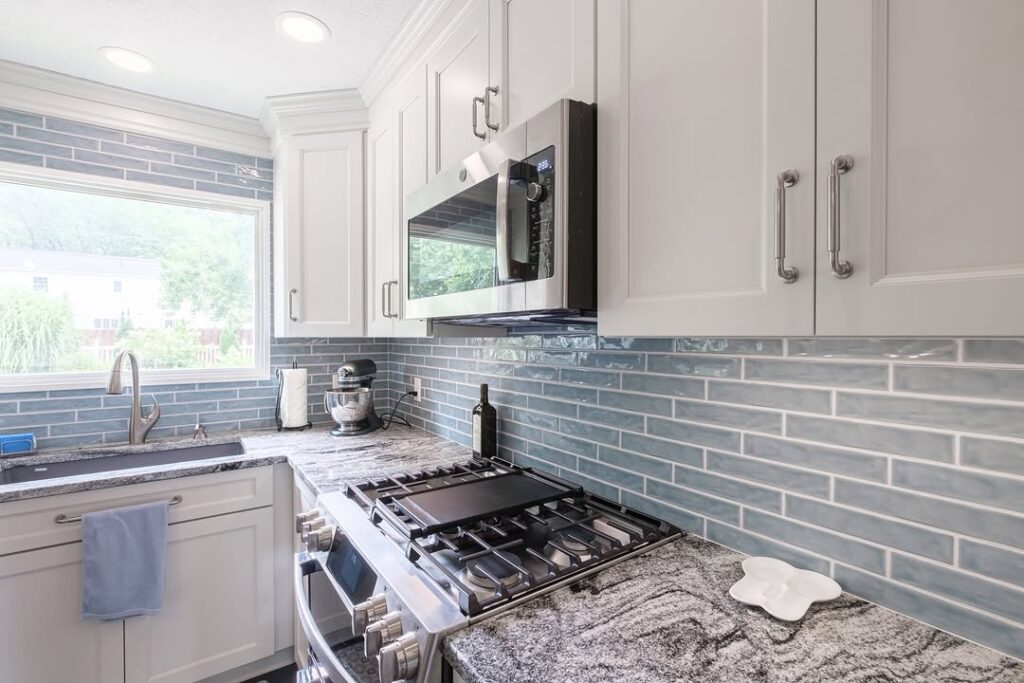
[483,86,499,132]
[775,169,800,284]
[827,155,854,279]
[471,96,486,140]
[381,282,388,319]
[388,281,399,318]
[55,495,183,524]
[288,288,299,321]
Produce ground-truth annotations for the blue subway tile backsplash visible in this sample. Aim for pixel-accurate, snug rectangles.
[388,333,1024,659]
[1,106,1023,660]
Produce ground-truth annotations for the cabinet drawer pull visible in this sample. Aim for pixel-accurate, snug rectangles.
[381,282,388,318]
[774,169,800,284]
[827,155,854,279]
[483,86,499,132]
[288,288,299,321]
[471,95,487,140]
[54,495,183,524]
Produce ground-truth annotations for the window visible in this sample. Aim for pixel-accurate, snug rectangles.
[0,166,269,390]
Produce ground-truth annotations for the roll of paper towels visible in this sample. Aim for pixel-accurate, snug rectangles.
[277,368,308,428]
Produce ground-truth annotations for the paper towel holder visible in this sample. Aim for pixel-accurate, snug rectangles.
[275,362,313,432]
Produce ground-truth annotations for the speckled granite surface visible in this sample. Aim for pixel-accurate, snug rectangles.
[243,425,473,497]
[0,425,471,503]
[444,536,1024,683]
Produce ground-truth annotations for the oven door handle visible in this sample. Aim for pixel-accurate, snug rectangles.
[294,553,363,683]
[495,158,513,283]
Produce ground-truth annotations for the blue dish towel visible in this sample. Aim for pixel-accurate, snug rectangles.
[81,500,169,620]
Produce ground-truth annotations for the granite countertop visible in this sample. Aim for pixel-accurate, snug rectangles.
[444,536,1023,683]
[0,424,472,504]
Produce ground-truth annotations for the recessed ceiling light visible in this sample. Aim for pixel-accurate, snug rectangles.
[276,11,331,43]
[99,46,155,73]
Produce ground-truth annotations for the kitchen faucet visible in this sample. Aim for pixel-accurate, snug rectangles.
[106,350,161,444]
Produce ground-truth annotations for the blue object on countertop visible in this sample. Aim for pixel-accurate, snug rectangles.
[0,433,37,456]
[81,500,169,620]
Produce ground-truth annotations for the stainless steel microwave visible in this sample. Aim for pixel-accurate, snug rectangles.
[402,99,596,325]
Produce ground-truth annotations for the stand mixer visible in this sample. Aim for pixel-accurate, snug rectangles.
[323,359,381,436]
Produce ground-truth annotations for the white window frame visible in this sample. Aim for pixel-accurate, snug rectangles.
[0,161,271,392]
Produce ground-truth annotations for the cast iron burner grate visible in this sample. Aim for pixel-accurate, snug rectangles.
[345,457,680,616]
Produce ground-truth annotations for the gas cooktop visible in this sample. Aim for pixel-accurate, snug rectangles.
[345,457,680,616]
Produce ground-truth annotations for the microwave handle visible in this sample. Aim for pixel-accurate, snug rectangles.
[294,554,362,683]
[495,158,513,283]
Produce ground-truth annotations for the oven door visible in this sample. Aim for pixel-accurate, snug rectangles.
[294,553,380,683]
[403,110,564,321]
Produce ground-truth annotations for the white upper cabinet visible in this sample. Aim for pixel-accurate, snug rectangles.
[366,68,430,338]
[816,0,1024,335]
[426,0,492,175]
[273,130,365,337]
[597,0,816,337]
[367,113,397,337]
[488,0,595,132]
[393,68,431,337]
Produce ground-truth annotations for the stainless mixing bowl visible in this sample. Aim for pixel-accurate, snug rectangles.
[323,387,374,427]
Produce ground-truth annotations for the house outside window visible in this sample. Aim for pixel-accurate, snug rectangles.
[0,166,270,391]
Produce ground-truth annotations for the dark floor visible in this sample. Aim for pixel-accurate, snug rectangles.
[239,664,297,683]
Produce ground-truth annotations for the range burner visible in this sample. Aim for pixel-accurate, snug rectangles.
[465,551,525,590]
[345,456,680,616]
[546,526,598,568]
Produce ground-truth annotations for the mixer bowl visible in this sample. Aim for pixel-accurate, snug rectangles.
[323,387,374,427]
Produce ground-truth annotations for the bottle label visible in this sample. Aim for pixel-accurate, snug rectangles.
[473,415,481,453]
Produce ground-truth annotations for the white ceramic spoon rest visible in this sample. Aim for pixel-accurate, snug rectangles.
[729,557,842,621]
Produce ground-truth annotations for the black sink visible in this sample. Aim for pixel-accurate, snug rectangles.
[0,441,246,485]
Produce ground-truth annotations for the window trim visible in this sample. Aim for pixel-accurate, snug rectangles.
[0,161,271,393]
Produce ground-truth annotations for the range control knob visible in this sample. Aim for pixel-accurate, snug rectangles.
[295,510,321,533]
[304,525,335,553]
[525,182,546,203]
[377,633,419,683]
[299,517,326,535]
[363,611,404,658]
[351,593,388,634]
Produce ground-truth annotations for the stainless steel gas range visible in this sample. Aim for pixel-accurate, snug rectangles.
[293,457,681,683]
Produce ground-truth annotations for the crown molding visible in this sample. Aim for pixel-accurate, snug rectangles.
[0,61,271,157]
[259,89,368,147]
[358,0,458,109]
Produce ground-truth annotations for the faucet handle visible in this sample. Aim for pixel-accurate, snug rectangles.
[193,422,208,440]
[144,394,161,424]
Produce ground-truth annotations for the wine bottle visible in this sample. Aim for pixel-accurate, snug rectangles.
[472,383,497,459]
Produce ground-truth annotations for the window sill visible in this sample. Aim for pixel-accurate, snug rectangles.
[0,367,272,394]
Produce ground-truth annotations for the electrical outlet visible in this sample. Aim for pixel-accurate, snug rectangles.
[412,377,422,401]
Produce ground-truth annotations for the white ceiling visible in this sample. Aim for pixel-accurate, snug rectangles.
[0,0,418,117]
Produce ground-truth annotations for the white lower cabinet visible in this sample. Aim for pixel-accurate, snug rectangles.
[124,508,276,683]
[0,542,125,683]
[0,468,280,683]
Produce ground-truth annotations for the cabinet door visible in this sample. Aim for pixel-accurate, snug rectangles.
[367,113,396,337]
[489,0,595,132]
[816,0,1024,335]
[124,508,275,683]
[0,543,124,683]
[274,130,364,337]
[597,0,815,336]
[427,0,491,175]
[394,67,431,337]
